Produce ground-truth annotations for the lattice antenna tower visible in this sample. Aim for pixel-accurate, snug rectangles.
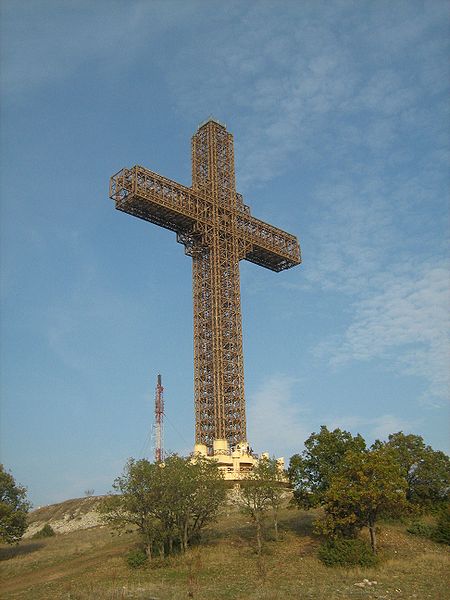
[154,374,164,462]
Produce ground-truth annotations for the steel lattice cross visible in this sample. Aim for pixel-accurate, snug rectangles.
[109,119,301,454]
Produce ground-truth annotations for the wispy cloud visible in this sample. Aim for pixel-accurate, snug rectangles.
[247,376,420,455]
[159,1,449,194]
[329,413,418,443]
[4,2,447,196]
[315,261,450,406]
[0,0,200,95]
[8,0,446,410]
[158,2,449,413]
[247,374,309,458]
[302,179,396,294]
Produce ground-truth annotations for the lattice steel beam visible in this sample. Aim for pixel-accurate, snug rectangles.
[109,119,301,454]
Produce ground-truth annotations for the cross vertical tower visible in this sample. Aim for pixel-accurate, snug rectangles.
[190,122,246,449]
[109,119,301,456]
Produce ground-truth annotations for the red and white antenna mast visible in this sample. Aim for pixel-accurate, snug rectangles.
[154,374,164,462]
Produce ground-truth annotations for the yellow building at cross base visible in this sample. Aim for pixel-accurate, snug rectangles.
[194,439,285,481]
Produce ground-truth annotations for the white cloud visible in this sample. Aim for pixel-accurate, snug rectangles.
[329,413,417,443]
[370,414,416,441]
[4,1,447,196]
[302,179,396,294]
[300,154,448,408]
[0,0,201,94]
[246,374,309,458]
[247,375,419,454]
[156,1,449,194]
[318,261,450,405]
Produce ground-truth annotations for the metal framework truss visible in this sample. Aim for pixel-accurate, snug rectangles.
[110,120,301,453]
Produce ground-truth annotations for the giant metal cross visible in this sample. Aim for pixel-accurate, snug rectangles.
[109,119,301,454]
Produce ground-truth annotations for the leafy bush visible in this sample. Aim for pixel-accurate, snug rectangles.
[0,465,30,544]
[318,538,379,567]
[431,506,450,545]
[406,521,434,538]
[100,455,226,558]
[32,523,55,539]
[126,548,148,569]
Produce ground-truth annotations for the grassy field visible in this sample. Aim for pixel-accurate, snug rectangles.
[1,503,449,599]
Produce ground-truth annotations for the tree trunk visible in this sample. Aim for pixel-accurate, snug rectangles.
[183,521,189,553]
[256,519,262,556]
[142,527,152,559]
[144,539,152,560]
[369,522,377,554]
[274,514,279,541]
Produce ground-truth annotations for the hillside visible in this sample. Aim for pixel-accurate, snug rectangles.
[24,496,104,538]
[1,499,449,599]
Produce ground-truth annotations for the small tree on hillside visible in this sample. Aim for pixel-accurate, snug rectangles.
[99,458,165,558]
[288,426,366,509]
[191,457,228,539]
[316,447,408,553]
[239,473,271,556]
[98,455,225,558]
[254,457,286,540]
[239,457,286,553]
[167,454,226,552]
[0,465,31,544]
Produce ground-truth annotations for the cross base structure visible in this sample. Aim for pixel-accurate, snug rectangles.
[194,439,285,481]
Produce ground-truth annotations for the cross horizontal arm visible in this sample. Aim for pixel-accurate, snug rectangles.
[110,165,204,234]
[110,165,301,271]
[238,213,301,272]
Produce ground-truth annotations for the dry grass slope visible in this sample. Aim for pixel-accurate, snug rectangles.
[0,498,449,599]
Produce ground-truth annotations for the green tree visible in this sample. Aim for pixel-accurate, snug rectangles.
[99,459,166,558]
[316,447,408,553]
[167,454,226,552]
[374,432,450,509]
[239,473,271,556]
[99,455,225,558]
[288,426,366,509]
[239,457,286,553]
[256,457,286,540]
[0,465,31,544]
[432,504,450,545]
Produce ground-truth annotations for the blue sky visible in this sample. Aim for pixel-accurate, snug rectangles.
[1,0,448,507]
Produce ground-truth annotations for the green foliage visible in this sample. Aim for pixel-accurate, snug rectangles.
[406,521,434,537]
[126,548,148,569]
[406,506,450,545]
[98,455,226,558]
[239,457,286,553]
[32,523,56,539]
[0,464,31,544]
[318,538,379,567]
[288,426,366,509]
[375,432,450,509]
[316,447,408,553]
[431,505,450,545]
